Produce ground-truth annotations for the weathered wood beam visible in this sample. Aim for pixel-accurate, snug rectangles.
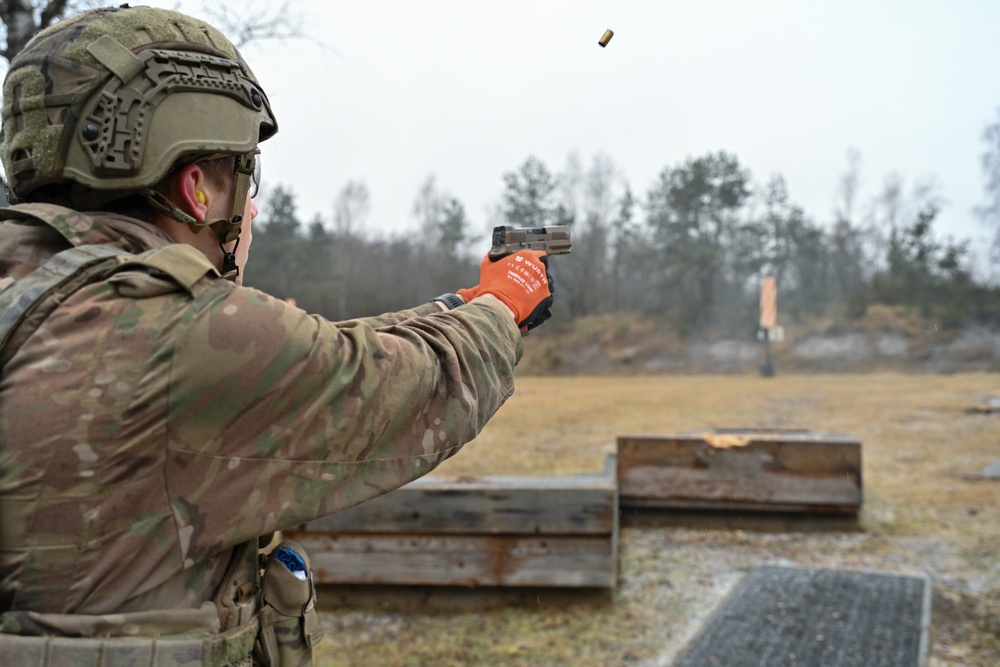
[617,432,862,514]
[289,533,617,588]
[292,454,619,588]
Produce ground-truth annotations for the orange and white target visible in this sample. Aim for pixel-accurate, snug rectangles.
[759,277,777,329]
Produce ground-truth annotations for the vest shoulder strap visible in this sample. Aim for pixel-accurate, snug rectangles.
[122,244,220,291]
[0,243,218,369]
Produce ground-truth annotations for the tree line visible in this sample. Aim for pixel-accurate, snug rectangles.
[246,145,1000,337]
[2,5,998,338]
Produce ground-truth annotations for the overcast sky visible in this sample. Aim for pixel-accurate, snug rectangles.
[148,1,999,265]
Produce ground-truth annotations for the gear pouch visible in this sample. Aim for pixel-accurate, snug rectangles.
[254,541,323,667]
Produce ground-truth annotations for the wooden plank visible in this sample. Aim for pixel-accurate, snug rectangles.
[288,532,617,588]
[617,433,862,513]
[291,454,619,588]
[314,585,612,611]
[302,458,617,535]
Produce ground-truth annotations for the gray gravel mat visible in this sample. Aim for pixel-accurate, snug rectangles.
[672,565,930,667]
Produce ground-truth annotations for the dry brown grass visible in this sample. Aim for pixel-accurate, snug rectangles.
[313,372,1000,666]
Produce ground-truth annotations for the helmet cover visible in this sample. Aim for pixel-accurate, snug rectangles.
[0,5,278,206]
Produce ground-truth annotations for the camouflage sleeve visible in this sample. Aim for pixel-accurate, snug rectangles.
[346,302,442,328]
[164,287,521,562]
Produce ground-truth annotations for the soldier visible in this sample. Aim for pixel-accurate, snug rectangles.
[0,6,554,666]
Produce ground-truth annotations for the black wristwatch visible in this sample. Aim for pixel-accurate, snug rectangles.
[431,293,465,310]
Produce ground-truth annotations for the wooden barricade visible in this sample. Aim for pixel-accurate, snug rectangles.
[286,455,618,588]
[617,431,862,514]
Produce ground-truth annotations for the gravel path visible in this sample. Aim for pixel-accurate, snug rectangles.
[313,511,999,666]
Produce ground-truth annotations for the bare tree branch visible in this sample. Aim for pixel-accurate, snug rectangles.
[1,0,329,66]
[38,0,69,30]
[199,0,336,56]
[333,180,370,237]
[200,0,305,48]
[977,110,1000,263]
[1,0,98,64]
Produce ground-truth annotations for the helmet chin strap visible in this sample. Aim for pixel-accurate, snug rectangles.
[218,155,254,281]
[143,151,256,282]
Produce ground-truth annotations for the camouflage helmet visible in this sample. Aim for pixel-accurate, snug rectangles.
[0,5,277,209]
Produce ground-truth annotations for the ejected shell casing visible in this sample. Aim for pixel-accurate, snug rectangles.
[598,29,614,47]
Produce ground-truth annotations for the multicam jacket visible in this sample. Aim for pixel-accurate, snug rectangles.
[0,204,521,622]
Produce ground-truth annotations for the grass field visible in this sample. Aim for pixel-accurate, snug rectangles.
[313,372,999,666]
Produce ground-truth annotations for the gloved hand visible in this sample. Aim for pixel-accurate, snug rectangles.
[471,250,554,331]
[456,284,480,303]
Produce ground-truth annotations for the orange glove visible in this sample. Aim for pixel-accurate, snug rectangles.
[474,250,554,331]
[456,285,480,303]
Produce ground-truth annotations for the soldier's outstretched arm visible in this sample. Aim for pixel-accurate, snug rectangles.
[163,281,522,561]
